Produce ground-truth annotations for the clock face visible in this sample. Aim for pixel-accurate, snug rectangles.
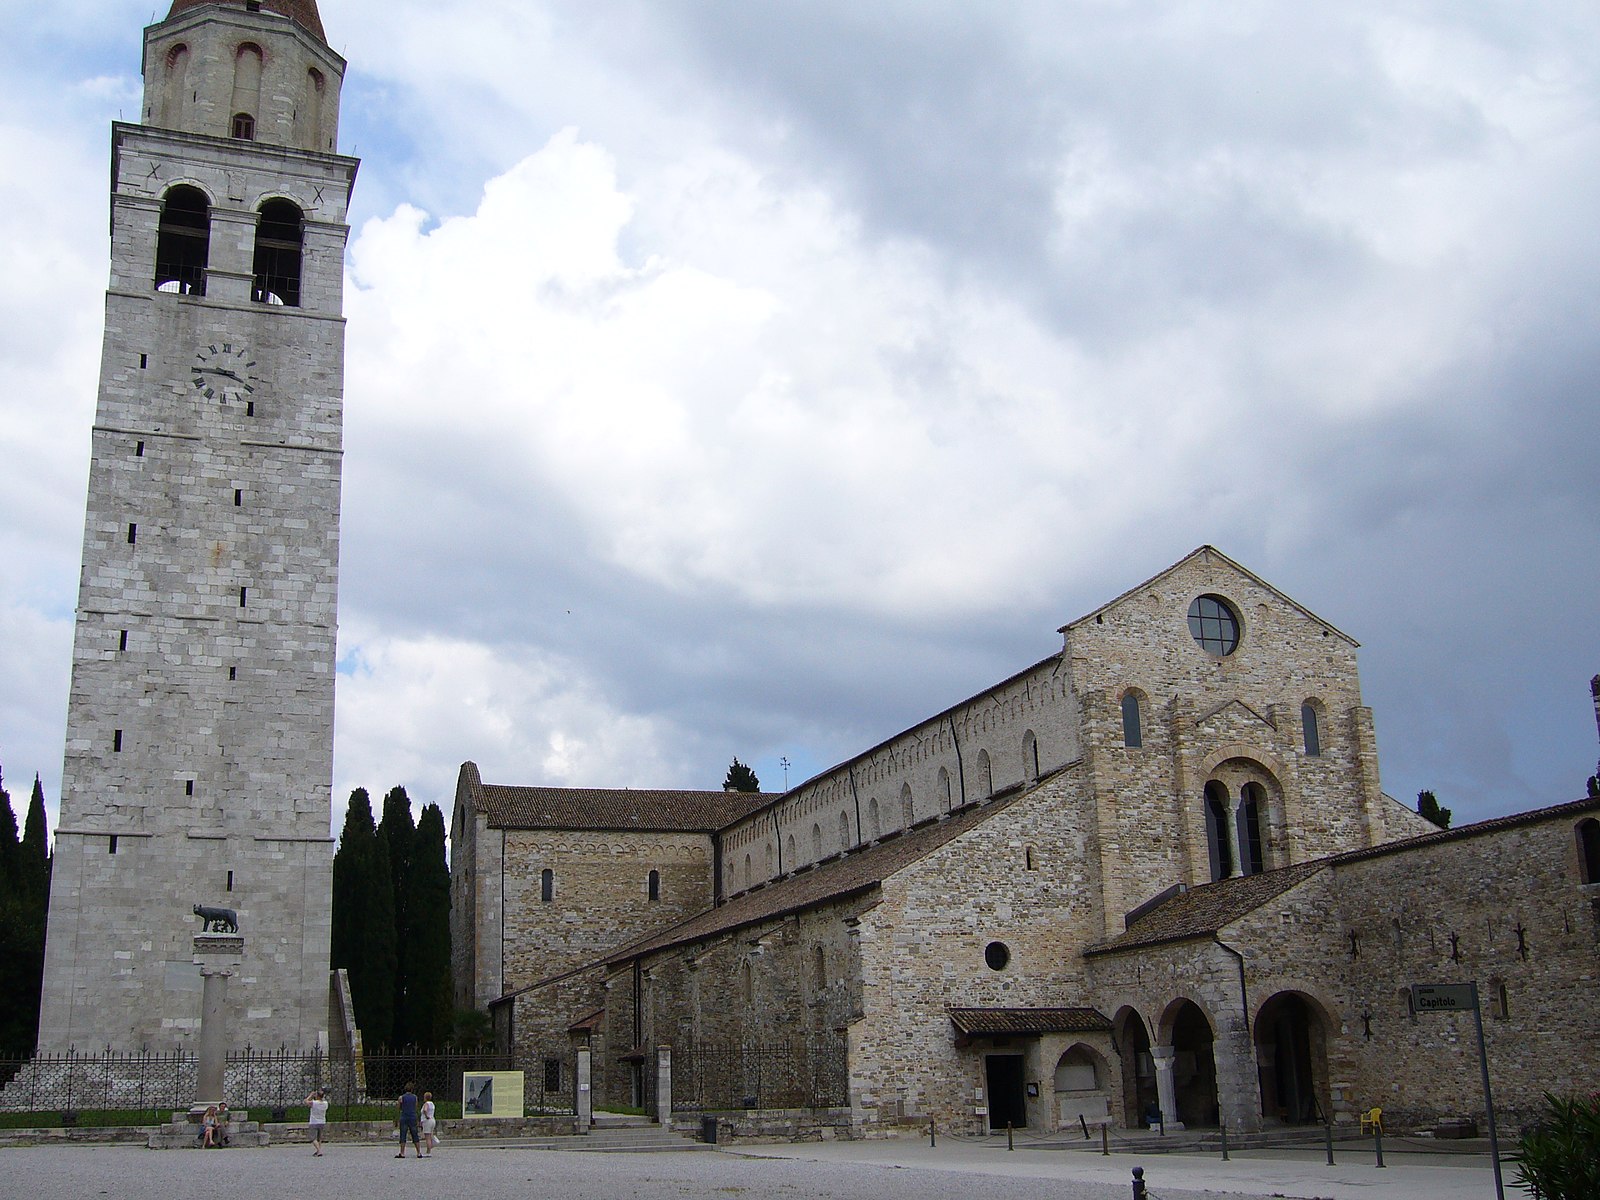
[191,343,259,404]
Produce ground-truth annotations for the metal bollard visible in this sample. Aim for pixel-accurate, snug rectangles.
[1101,1123,1110,1156]
[929,1117,936,1147]
[1324,1121,1334,1165]
[1220,1119,1229,1161]
[1131,1165,1148,1199]
[1006,1121,1014,1151]
[1374,1126,1385,1168]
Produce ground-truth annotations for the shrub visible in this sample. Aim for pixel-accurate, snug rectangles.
[1509,1092,1600,1200]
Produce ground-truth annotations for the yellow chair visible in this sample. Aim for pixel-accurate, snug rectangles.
[1359,1106,1384,1136]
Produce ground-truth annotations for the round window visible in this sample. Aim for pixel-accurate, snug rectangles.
[984,941,1011,971]
[1187,594,1240,656]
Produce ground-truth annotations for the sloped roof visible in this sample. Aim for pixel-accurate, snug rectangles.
[1331,794,1600,864]
[949,1007,1110,1036]
[165,0,326,42]
[1084,860,1326,956]
[478,784,771,833]
[605,790,1030,967]
[1059,545,1359,648]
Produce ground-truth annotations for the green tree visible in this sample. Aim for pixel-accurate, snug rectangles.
[0,772,19,898]
[723,758,761,793]
[402,803,453,1048]
[0,769,45,1054]
[1510,1092,1600,1200]
[331,789,397,1048]
[1417,789,1451,829]
[21,775,50,915]
[377,786,416,1044]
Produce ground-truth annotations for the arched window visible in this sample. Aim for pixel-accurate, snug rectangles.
[160,43,189,127]
[230,43,263,139]
[231,112,256,140]
[937,766,952,812]
[743,853,752,887]
[811,823,822,859]
[1204,781,1232,882]
[154,185,209,295]
[740,960,753,1005]
[1301,703,1321,757]
[976,750,993,798]
[1578,819,1600,883]
[900,783,914,828]
[1023,730,1040,780]
[1121,692,1143,749]
[813,945,826,989]
[1238,782,1266,875]
[540,868,553,902]
[867,797,880,839]
[647,868,660,902]
[297,67,326,150]
[764,843,774,876]
[838,810,851,850]
[785,833,795,867]
[253,199,304,306]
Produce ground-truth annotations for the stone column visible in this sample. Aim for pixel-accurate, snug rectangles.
[1226,794,1246,878]
[1152,1047,1184,1131]
[575,1047,592,1134]
[191,934,244,1114]
[655,1045,672,1127]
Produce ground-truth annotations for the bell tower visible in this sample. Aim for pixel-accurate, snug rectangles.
[38,0,358,1052]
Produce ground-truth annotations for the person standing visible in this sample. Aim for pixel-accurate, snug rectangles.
[396,1082,422,1158]
[306,1088,329,1156]
[420,1091,437,1156]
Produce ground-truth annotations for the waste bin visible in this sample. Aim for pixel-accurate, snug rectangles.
[701,1115,719,1144]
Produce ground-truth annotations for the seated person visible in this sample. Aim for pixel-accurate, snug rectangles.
[1143,1099,1163,1129]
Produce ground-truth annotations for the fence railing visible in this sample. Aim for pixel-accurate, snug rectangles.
[672,1039,848,1111]
[0,1045,556,1119]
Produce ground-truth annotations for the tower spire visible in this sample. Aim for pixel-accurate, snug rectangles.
[165,0,326,43]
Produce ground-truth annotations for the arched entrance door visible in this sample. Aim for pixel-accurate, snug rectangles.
[1113,1008,1157,1128]
[1168,1001,1219,1127]
[1254,992,1329,1125]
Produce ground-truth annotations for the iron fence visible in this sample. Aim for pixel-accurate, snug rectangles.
[673,1039,848,1111]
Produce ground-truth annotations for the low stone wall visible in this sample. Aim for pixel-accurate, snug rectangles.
[674,1107,856,1143]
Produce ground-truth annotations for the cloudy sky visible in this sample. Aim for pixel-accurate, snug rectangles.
[2,0,1597,840]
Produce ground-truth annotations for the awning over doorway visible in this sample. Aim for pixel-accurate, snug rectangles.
[948,1007,1111,1037]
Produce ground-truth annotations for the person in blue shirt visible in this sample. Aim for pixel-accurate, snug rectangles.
[396,1083,422,1157]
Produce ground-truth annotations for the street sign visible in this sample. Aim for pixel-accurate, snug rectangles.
[1411,983,1475,1012]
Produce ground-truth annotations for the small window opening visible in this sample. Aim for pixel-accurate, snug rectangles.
[229,666,236,681]
[1024,845,1037,871]
[239,586,248,607]
[543,1058,561,1093]
[139,353,148,369]
[1494,982,1510,1019]
[252,199,304,307]
[113,729,123,752]
[1204,780,1232,881]
[1577,819,1600,883]
[108,835,118,854]
[246,401,255,416]
[234,488,242,507]
[118,629,128,652]
[185,780,194,796]
[226,870,233,892]
[984,941,1011,971]
[135,440,145,457]
[540,868,554,902]
[813,945,826,988]
[647,869,660,902]
[1121,692,1143,749]
[1302,703,1322,757]
[154,185,209,295]
[231,111,255,140]
[127,523,137,544]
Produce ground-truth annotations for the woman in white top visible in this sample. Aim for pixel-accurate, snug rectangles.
[306,1088,329,1156]
[420,1091,437,1156]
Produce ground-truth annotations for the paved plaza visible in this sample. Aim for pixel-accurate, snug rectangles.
[0,1136,1508,1200]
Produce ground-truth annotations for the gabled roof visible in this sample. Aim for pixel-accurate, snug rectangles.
[165,0,327,42]
[477,784,771,834]
[1084,860,1326,956]
[949,1007,1110,1036]
[604,788,1033,967]
[1059,545,1359,648]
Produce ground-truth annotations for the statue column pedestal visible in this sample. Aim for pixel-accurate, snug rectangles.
[190,934,244,1115]
[1153,1046,1186,1131]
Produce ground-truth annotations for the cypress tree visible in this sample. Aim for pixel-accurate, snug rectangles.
[364,826,398,1048]
[21,775,49,917]
[0,773,19,899]
[331,789,397,1048]
[377,786,416,1044]
[404,803,453,1048]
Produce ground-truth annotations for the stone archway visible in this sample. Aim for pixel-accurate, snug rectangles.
[1113,1007,1158,1128]
[1254,991,1331,1125]
[1053,1043,1112,1129]
[1166,1000,1219,1128]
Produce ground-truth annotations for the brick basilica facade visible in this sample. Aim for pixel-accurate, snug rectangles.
[451,546,1600,1135]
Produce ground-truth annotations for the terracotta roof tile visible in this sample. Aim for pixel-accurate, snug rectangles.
[1329,795,1600,865]
[1084,861,1326,956]
[165,0,327,42]
[606,793,1026,966]
[948,1007,1110,1036]
[478,784,771,833]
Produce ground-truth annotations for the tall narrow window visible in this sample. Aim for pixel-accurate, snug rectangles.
[1238,783,1266,875]
[900,783,914,828]
[937,766,952,812]
[743,854,752,887]
[811,823,822,859]
[230,43,263,139]
[813,945,827,989]
[1578,819,1600,884]
[127,523,138,544]
[1023,730,1040,779]
[253,199,304,306]
[297,67,326,150]
[838,810,851,850]
[118,630,128,652]
[1302,703,1321,757]
[647,868,660,901]
[154,185,209,295]
[113,729,123,752]
[1204,781,1232,881]
[160,43,190,127]
[1121,692,1143,749]
[540,868,553,902]
[976,750,993,798]
[867,797,880,839]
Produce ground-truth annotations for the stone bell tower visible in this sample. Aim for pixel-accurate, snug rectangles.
[38,0,358,1052]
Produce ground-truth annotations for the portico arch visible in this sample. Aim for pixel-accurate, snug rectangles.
[1112,1006,1157,1127]
[1161,998,1220,1128]
[1253,990,1333,1125]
